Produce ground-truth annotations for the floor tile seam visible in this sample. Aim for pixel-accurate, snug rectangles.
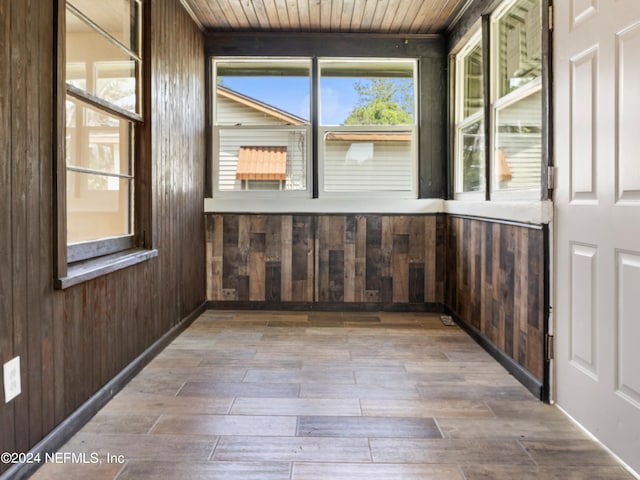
[228,397,237,414]
[207,436,221,461]
[432,417,445,439]
[482,400,498,418]
[515,438,539,466]
[456,462,470,480]
[112,459,129,480]
[173,380,187,397]
[146,414,164,435]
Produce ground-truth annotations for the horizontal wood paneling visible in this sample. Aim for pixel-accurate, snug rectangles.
[206,214,445,306]
[0,0,205,474]
[445,216,546,382]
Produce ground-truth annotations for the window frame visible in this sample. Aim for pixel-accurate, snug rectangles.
[489,0,543,200]
[204,32,448,203]
[317,57,419,199]
[450,0,546,203]
[55,0,156,289]
[210,54,421,200]
[211,56,313,199]
[453,29,485,199]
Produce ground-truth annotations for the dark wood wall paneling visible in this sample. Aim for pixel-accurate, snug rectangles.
[206,214,545,388]
[445,216,545,382]
[0,0,205,474]
[207,214,445,306]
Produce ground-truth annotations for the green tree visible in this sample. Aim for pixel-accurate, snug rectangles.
[344,78,413,125]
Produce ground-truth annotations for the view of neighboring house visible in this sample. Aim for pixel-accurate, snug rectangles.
[215,84,414,193]
[216,85,309,191]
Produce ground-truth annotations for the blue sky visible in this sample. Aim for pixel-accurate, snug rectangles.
[221,76,359,125]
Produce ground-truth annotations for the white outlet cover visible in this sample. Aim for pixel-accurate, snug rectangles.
[4,356,21,403]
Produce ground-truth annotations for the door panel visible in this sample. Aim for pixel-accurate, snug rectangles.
[555,0,640,474]
[569,243,597,378]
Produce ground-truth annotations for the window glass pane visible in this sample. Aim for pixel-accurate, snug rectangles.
[95,61,138,113]
[457,119,485,193]
[493,90,541,190]
[496,0,542,98]
[67,171,132,244]
[463,43,483,118]
[322,131,414,192]
[66,62,87,90]
[217,128,308,192]
[66,7,139,114]
[66,96,133,177]
[319,59,416,126]
[455,34,485,196]
[215,59,311,125]
[67,0,140,53]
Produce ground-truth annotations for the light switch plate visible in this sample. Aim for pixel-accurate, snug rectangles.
[3,356,21,403]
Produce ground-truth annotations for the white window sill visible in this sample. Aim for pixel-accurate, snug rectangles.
[204,196,554,224]
[445,199,553,224]
[204,197,444,214]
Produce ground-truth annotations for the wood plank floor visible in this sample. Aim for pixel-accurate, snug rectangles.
[31,311,634,480]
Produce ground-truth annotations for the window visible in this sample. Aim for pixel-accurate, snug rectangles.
[213,58,311,195]
[491,0,542,196]
[318,59,418,197]
[64,0,142,262]
[453,0,542,200]
[211,57,418,198]
[454,32,484,196]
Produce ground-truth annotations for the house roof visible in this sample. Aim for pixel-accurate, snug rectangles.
[217,85,309,126]
[236,146,288,181]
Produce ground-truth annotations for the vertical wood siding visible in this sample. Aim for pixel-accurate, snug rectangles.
[446,216,545,382]
[206,214,445,305]
[207,214,315,302]
[0,0,205,473]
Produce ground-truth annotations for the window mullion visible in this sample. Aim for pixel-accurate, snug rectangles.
[66,84,142,123]
[312,57,319,198]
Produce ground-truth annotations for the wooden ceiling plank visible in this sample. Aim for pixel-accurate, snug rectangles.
[349,0,371,32]
[307,0,322,30]
[238,0,262,30]
[368,0,392,32]
[420,0,450,32]
[393,0,426,34]
[433,0,468,33]
[359,0,380,31]
[214,0,244,29]
[196,0,231,30]
[260,0,282,30]
[379,0,402,32]
[274,0,291,30]
[286,0,301,31]
[330,0,343,32]
[297,0,311,31]
[183,1,213,29]
[340,0,355,31]
[251,0,273,29]
[319,0,333,32]
[184,0,466,33]
[409,0,438,33]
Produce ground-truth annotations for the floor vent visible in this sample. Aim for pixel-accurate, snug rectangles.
[440,315,456,326]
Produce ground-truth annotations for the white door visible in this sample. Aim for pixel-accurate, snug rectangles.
[555,0,640,473]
